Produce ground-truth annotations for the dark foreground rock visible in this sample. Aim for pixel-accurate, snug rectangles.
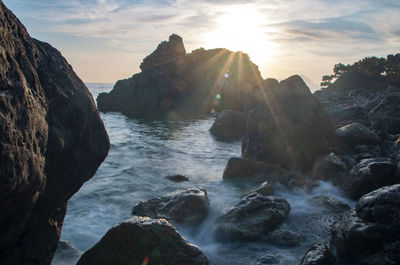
[311,153,347,180]
[0,2,109,265]
[299,243,335,265]
[52,241,82,265]
[334,122,380,146]
[215,193,290,241]
[210,109,247,140]
[132,187,210,224]
[76,216,209,265]
[308,196,350,213]
[330,184,400,265]
[242,75,333,171]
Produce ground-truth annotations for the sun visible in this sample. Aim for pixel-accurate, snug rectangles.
[204,5,277,67]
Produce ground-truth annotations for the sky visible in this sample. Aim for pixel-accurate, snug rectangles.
[4,0,400,89]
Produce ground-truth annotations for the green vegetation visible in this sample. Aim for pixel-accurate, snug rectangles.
[321,53,400,88]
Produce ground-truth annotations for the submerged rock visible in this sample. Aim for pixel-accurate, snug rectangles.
[334,122,380,146]
[308,196,350,213]
[76,216,209,265]
[215,193,290,241]
[242,75,333,171]
[0,2,109,265]
[165,174,189,182]
[298,243,335,265]
[210,109,247,141]
[254,253,280,264]
[132,187,210,224]
[269,229,301,247]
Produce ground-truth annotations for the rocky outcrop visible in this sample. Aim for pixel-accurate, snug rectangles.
[298,243,335,265]
[242,75,333,171]
[0,2,109,265]
[330,184,400,265]
[97,35,264,119]
[215,192,290,241]
[132,187,210,224]
[210,109,247,140]
[334,122,380,146]
[52,241,82,265]
[76,216,209,265]
[311,153,347,180]
[369,94,400,134]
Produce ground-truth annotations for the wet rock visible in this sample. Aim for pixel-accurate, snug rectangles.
[215,193,290,241]
[269,229,301,247]
[253,181,274,196]
[254,253,280,264]
[342,158,396,199]
[311,153,346,180]
[0,2,109,265]
[369,94,400,134]
[308,196,350,213]
[76,216,209,265]
[52,241,82,265]
[210,109,247,141]
[132,187,210,224]
[299,243,335,265]
[334,122,380,146]
[223,157,272,179]
[328,105,366,126]
[165,174,189,182]
[330,185,400,265]
[242,75,333,171]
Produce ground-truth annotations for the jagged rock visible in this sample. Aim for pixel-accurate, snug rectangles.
[253,181,274,196]
[330,185,400,265]
[334,122,380,146]
[97,35,263,118]
[165,174,189,182]
[52,241,82,265]
[132,187,210,224]
[254,253,280,264]
[342,158,396,199]
[0,3,109,265]
[269,229,301,247]
[308,196,350,213]
[210,109,247,141]
[76,216,209,265]
[298,243,335,265]
[242,75,333,171]
[311,153,347,180]
[327,105,366,126]
[369,94,400,134]
[215,193,290,241]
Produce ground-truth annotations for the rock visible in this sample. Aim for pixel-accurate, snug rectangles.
[242,75,333,171]
[223,157,272,179]
[132,188,210,224]
[0,3,109,265]
[369,94,400,134]
[298,243,335,265]
[268,229,301,247]
[308,196,350,213]
[214,193,290,241]
[76,216,209,265]
[328,72,387,92]
[165,174,189,182]
[210,109,247,141]
[311,153,346,180]
[253,181,274,196]
[52,241,82,265]
[330,185,400,264]
[334,122,380,146]
[342,158,396,199]
[254,253,280,264]
[327,105,366,126]
[98,36,264,119]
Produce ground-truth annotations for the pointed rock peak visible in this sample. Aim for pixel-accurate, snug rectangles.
[140,33,186,71]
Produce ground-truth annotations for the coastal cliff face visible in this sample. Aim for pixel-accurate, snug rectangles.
[0,2,109,265]
[97,34,264,118]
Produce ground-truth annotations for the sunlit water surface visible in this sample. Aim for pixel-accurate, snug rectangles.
[57,83,354,265]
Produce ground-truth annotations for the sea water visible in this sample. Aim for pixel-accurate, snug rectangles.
[57,83,354,265]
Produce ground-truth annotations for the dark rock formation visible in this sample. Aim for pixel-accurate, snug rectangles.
[369,94,400,134]
[215,192,290,241]
[76,216,209,265]
[334,122,380,146]
[268,229,301,247]
[210,109,247,141]
[0,2,109,265]
[330,184,400,265]
[242,75,333,171]
[253,181,274,196]
[132,187,210,224]
[308,196,350,213]
[328,105,366,127]
[298,243,335,265]
[311,153,347,180]
[97,35,264,119]
[52,241,82,265]
[342,158,396,199]
[165,174,189,182]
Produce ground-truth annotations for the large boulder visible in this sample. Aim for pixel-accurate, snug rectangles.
[132,188,210,224]
[52,241,82,265]
[97,35,264,118]
[210,109,247,141]
[76,217,209,265]
[327,105,366,126]
[342,158,397,199]
[0,3,109,265]
[330,184,400,264]
[242,75,333,171]
[214,192,290,241]
[334,122,380,146]
[298,243,335,265]
[311,153,347,180]
[369,94,400,134]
